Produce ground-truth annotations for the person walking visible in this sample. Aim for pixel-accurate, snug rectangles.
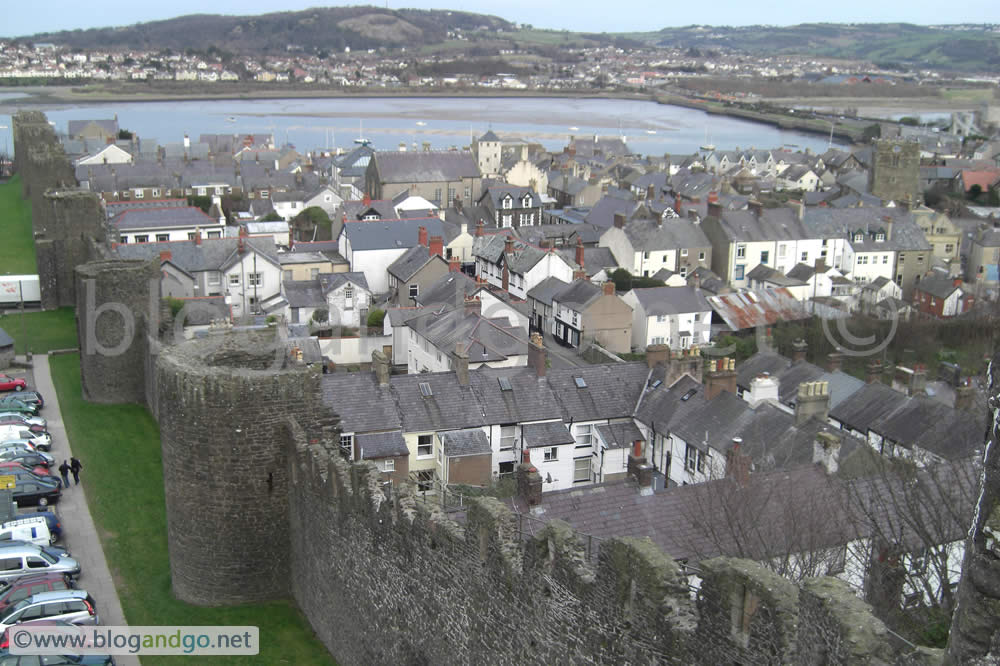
[58,460,70,489]
[69,457,82,486]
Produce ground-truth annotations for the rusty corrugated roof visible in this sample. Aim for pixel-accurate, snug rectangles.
[707,288,810,331]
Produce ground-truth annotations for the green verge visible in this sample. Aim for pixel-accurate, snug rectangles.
[0,175,37,275]
[49,353,335,666]
[0,307,78,355]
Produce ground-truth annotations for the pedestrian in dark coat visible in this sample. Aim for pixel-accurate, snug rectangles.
[58,460,70,488]
[69,457,82,485]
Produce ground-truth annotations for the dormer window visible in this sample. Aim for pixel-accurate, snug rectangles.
[875,232,885,242]
[853,233,864,243]
[502,195,513,209]
[522,195,532,207]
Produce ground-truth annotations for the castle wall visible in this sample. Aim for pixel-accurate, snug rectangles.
[75,259,158,404]
[155,332,334,605]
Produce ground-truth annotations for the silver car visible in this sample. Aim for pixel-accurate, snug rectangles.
[0,590,98,633]
[0,543,80,582]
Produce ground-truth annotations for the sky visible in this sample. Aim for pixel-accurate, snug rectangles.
[4,1,998,38]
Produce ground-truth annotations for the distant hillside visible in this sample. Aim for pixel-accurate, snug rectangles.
[13,7,514,55]
[644,23,1000,71]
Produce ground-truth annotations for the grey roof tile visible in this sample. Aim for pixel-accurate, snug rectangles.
[439,428,492,457]
[356,430,409,459]
[521,421,575,448]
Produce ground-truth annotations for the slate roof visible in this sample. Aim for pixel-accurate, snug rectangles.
[282,280,325,308]
[416,271,479,307]
[548,363,651,422]
[68,118,118,137]
[439,429,492,457]
[322,372,403,434]
[746,264,806,287]
[786,263,818,281]
[373,151,479,183]
[472,234,551,274]
[112,206,216,231]
[356,431,409,459]
[114,236,280,273]
[915,272,962,300]
[584,196,638,228]
[521,421,576,449]
[526,277,571,306]
[595,422,645,449]
[629,287,711,317]
[479,130,500,142]
[170,296,229,325]
[622,218,711,252]
[802,208,931,252]
[556,247,618,277]
[405,308,526,364]
[387,244,442,282]
[553,280,602,311]
[479,185,538,212]
[736,352,792,389]
[710,208,810,242]
[517,223,605,247]
[391,372,487,433]
[341,218,445,252]
[0,328,14,348]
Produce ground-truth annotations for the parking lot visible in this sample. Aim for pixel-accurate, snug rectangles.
[5,357,140,665]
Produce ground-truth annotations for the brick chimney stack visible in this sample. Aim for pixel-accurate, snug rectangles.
[418,225,428,247]
[613,213,626,229]
[159,250,172,263]
[504,235,514,256]
[647,184,656,201]
[791,338,808,363]
[476,220,485,237]
[449,256,461,273]
[674,195,682,215]
[602,281,615,296]
[194,227,202,245]
[575,236,585,270]
[826,352,843,373]
[429,235,444,258]
[528,332,547,379]
[704,357,737,400]
[725,438,751,486]
[372,350,391,387]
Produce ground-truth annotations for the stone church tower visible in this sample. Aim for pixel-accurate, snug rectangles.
[869,139,920,206]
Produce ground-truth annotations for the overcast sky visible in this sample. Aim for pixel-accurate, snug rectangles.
[5,1,998,38]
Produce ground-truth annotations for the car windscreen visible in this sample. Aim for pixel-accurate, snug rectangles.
[37,549,59,564]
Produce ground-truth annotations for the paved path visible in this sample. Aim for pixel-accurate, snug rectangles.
[540,330,587,368]
[30,354,140,666]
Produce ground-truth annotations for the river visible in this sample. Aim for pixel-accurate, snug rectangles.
[0,95,843,157]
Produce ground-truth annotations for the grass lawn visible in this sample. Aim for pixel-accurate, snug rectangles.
[0,307,78,355]
[0,175,37,275]
[49,353,336,666]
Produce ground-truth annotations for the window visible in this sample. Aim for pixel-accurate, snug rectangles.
[380,459,395,473]
[898,255,904,265]
[501,214,512,227]
[681,248,688,257]
[760,250,769,264]
[498,461,515,478]
[409,284,419,298]
[573,457,591,483]
[134,188,144,199]
[434,188,442,203]
[736,244,746,259]
[694,313,700,322]
[685,444,699,473]
[187,232,198,241]
[945,244,954,254]
[417,434,433,458]
[651,336,665,345]
[801,251,808,262]
[135,235,148,243]
[734,265,745,280]
[875,233,885,242]
[699,251,706,260]
[152,189,160,198]
[339,434,353,459]
[197,187,207,196]
[260,190,270,199]
[656,314,666,323]
[119,236,128,244]
[229,274,240,286]
[156,234,169,242]
[464,186,471,201]
[883,255,889,264]
[500,425,515,451]
[574,423,594,448]
[543,447,558,462]
[643,251,650,259]
[247,273,263,287]
[282,270,293,282]
[778,244,786,258]
[502,196,513,209]
[680,266,687,278]
[207,231,221,239]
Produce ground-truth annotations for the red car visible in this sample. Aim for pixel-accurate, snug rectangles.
[0,460,54,479]
[0,374,25,392]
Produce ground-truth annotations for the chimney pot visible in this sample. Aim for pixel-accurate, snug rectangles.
[449,256,461,273]
[429,235,444,258]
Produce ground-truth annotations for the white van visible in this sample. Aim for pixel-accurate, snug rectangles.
[0,425,50,451]
[0,516,53,546]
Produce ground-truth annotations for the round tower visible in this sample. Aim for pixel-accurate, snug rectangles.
[156,330,325,605]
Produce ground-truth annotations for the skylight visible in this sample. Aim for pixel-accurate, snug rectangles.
[574,376,587,389]
[419,382,433,397]
[498,377,512,391]
[681,388,697,401]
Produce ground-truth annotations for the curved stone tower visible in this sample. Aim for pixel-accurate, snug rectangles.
[156,330,329,605]
[75,259,158,404]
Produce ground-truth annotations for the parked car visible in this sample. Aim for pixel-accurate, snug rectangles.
[10,479,60,507]
[0,413,46,428]
[0,469,60,492]
[14,392,42,411]
[0,398,36,416]
[0,377,25,393]
[0,461,54,480]
[30,510,63,542]
[0,443,37,458]
[0,572,73,613]
[0,451,54,468]
[0,429,52,451]
[0,543,80,582]
[0,418,46,435]
[0,590,98,633]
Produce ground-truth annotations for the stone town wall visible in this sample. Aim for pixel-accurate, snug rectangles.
[74,259,159,405]
[285,428,936,665]
[155,332,336,606]
[12,111,108,309]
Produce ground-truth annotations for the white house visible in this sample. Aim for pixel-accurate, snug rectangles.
[472,233,575,300]
[272,272,371,329]
[403,304,527,374]
[622,286,712,351]
[303,184,345,217]
[338,218,446,294]
[112,204,224,245]
[74,143,134,166]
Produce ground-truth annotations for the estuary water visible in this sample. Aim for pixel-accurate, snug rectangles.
[0,95,842,157]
